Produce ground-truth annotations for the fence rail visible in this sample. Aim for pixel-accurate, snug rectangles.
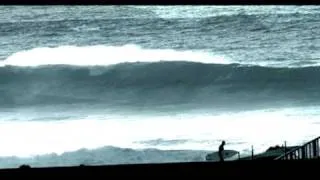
[275,136,320,160]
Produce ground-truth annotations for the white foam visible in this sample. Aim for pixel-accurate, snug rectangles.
[3,44,318,68]
[0,44,230,67]
[141,6,319,19]
[0,106,319,158]
[0,146,209,168]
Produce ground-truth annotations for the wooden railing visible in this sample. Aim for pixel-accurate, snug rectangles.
[275,136,320,160]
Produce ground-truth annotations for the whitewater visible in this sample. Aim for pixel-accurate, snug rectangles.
[0,5,319,168]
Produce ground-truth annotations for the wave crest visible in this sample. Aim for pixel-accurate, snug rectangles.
[0,44,229,67]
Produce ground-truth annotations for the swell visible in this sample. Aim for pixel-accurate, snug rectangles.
[1,62,320,108]
[1,11,318,38]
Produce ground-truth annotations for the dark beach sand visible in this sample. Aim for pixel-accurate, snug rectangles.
[0,158,319,178]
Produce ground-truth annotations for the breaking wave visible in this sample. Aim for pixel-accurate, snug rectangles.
[1,45,320,108]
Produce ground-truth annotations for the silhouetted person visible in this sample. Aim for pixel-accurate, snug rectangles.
[218,140,226,162]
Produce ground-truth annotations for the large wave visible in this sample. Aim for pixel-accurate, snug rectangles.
[1,45,320,108]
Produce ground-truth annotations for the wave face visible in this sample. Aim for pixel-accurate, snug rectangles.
[1,50,320,108]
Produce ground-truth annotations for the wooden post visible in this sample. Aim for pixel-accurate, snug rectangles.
[312,140,317,158]
[317,138,319,157]
[284,141,287,160]
[251,145,254,160]
[302,146,306,159]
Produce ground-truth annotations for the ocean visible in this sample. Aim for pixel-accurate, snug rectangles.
[0,5,319,168]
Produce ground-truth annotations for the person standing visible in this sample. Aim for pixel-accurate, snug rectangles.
[218,140,226,162]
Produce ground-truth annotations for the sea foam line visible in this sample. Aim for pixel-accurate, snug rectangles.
[0,44,230,67]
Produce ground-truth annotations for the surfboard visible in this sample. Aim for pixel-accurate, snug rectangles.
[205,150,239,161]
